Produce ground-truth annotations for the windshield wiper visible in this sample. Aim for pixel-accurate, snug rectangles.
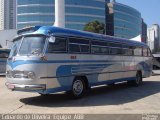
[31,49,41,55]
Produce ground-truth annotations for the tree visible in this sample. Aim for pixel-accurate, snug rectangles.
[0,44,2,48]
[84,20,105,34]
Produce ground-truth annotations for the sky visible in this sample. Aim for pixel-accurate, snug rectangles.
[116,0,160,27]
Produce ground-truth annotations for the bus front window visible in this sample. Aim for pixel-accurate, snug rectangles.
[9,37,21,58]
[19,36,46,56]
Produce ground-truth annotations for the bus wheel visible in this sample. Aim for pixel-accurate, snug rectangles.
[128,71,142,86]
[71,77,86,98]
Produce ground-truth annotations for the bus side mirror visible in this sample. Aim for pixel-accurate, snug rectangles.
[49,36,55,43]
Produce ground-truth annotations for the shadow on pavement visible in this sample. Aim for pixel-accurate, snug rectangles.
[20,81,160,107]
[0,75,6,77]
[152,74,160,76]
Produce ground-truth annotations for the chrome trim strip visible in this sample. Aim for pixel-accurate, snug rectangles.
[5,83,46,91]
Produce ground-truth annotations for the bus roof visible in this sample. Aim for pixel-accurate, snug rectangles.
[19,26,148,48]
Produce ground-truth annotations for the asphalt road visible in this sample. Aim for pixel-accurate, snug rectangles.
[0,75,160,114]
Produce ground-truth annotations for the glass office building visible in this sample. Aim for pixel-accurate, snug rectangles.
[17,0,110,30]
[106,1,142,39]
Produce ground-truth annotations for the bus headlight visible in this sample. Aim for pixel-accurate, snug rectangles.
[6,71,35,79]
[27,72,35,79]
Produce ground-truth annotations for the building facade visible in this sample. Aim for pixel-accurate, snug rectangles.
[106,1,142,39]
[0,29,17,48]
[0,0,16,30]
[0,0,5,30]
[142,19,147,43]
[17,0,110,30]
[147,24,160,52]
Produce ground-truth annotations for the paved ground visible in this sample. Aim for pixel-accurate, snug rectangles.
[0,75,160,114]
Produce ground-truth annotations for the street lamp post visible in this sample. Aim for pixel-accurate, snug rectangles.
[54,0,65,28]
[5,40,12,48]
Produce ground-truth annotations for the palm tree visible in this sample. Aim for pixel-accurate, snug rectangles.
[84,20,105,34]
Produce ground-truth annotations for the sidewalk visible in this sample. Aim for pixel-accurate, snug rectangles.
[153,70,160,75]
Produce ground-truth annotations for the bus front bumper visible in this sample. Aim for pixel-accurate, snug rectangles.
[5,82,46,91]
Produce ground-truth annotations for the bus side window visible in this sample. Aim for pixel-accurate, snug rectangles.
[91,40,109,54]
[122,45,133,56]
[110,48,122,55]
[48,37,67,53]
[80,45,90,53]
[109,42,122,55]
[69,37,90,54]
[91,46,101,54]
[69,44,80,53]
[134,47,142,56]
[143,48,148,57]
[147,48,152,57]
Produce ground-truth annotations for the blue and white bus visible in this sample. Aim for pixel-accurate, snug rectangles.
[0,48,10,75]
[6,26,153,98]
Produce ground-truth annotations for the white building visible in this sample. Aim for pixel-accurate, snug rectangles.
[0,29,17,48]
[0,0,16,30]
[147,24,160,52]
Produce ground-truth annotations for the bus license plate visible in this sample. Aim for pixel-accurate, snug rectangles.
[8,84,15,89]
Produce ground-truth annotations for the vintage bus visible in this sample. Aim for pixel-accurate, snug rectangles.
[6,26,153,98]
[0,48,10,75]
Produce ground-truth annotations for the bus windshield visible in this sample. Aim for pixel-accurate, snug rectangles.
[19,35,46,56]
[9,37,21,58]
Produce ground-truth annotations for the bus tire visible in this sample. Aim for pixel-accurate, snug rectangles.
[70,77,87,98]
[128,71,142,86]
